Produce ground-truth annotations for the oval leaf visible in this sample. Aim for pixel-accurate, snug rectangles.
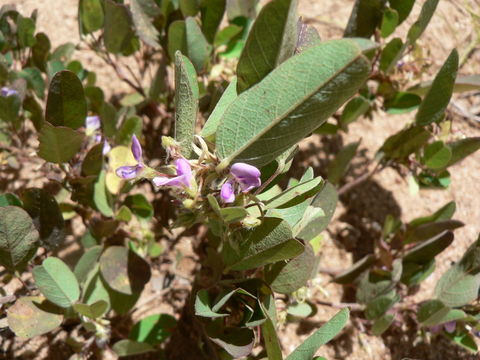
[33,257,80,308]
[216,39,370,168]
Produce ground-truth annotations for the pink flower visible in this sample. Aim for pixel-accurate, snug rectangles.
[152,158,192,188]
[116,135,144,179]
[220,163,261,203]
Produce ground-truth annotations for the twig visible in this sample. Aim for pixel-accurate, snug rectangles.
[316,300,365,311]
[338,161,383,196]
[0,295,16,305]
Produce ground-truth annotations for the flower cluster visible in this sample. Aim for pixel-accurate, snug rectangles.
[220,163,261,203]
[115,135,262,205]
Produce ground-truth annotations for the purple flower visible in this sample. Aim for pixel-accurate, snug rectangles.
[430,321,456,335]
[220,180,235,203]
[102,140,111,155]
[116,163,144,179]
[152,158,192,188]
[444,321,456,334]
[86,115,101,133]
[0,87,18,97]
[231,163,261,192]
[115,135,144,180]
[220,163,261,203]
[131,134,142,163]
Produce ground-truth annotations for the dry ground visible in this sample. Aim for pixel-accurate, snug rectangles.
[3,0,480,359]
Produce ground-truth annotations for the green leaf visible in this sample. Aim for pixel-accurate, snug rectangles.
[340,96,370,129]
[82,143,104,176]
[236,0,298,93]
[286,308,349,360]
[129,314,177,345]
[379,37,403,73]
[265,177,323,210]
[409,201,456,227]
[444,137,480,168]
[415,49,458,126]
[33,257,80,308]
[103,0,136,54]
[446,331,478,353]
[262,317,283,360]
[74,245,103,284]
[185,17,212,72]
[174,52,198,158]
[226,217,304,271]
[116,116,142,145]
[125,194,154,220]
[417,300,467,327]
[219,207,248,224]
[0,206,38,271]
[45,70,87,129]
[216,39,370,168]
[435,262,480,307]
[130,0,161,48]
[200,0,226,43]
[327,142,359,185]
[201,77,237,140]
[0,90,21,125]
[401,258,435,287]
[17,16,36,48]
[209,327,255,358]
[423,141,452,169]
[168,18,212,72]
[344,0,386,38]
[409,75,480,96]
[168,20,187,60]
[93,171,114,217]
[287,302,314,318]
[384,92,421,114]
[265,244,315,294]
[356,272,394,304]
[195,289,228,318]
[112,340,154,357]
[405,220,463,245]
[403,231,454,264]
[180,0,199,16]
[18,67,45,99]
[214,24,243,47]
[73,300,108,319]
[380,8,398,38]
[333,254,376,284]
[371,314,394,335]
[82,270,111,310]
[380,126,430,160]
[365,292,399,320]
[99,246,151,295]
[7,296,63,339]
[389,0,415,24]
[0,193,22,207]
[407,0,439,44]
[226,0,257,20]
[294,182,338,241]
[79,0,104,34]
[21,188,65,249]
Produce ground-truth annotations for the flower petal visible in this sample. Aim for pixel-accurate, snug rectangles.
[176,158,192,177]
[116,164,142,179]
[1,87,18,97]
[231,162,261,192]
[102,141,112,155]
[86,115,101,132]
[153,175,189,187]
[444,321,456,334]
[220,180,235,203]
[131,134,143,163]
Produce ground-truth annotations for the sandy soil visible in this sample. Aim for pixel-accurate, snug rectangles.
[3,0,480,359]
